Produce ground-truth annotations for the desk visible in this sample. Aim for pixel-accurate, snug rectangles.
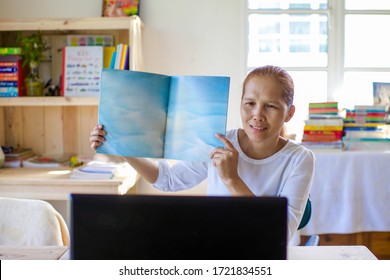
[0,246,378,260]
[0,246,68,260]
[0,167,138,224]
[0,167,138,201]
[288,246,378,260]
[300,151,390,236]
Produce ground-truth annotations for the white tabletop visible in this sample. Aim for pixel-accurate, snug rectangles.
[0,245,378,260]
[288,245,378,260]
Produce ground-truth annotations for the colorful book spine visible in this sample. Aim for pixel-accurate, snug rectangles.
[304,118,344,126]
[308,102,339,115]
[304,130,343,136]
[121,44,129,70]
[0,55,24,97]
[308,102,338,108]
[304,125,343,131]
[103,46,116,69]
[344,108,386,128]
[0,47,22,55]
[343,123,386,127]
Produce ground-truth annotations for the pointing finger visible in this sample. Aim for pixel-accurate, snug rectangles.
[215,133,236,151]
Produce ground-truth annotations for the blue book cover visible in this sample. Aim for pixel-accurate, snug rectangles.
[97,69,230,162]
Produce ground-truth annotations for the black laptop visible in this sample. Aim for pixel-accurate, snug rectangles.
[70,194,287,260]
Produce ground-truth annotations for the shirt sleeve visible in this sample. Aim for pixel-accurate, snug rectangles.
[152,160,209,192]
[281,149,316,242]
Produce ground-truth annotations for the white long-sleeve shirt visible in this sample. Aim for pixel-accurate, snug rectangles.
[153,129,315,242]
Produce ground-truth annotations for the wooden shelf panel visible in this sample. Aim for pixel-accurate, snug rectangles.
[0,16,138,32]
[0,96,99,106]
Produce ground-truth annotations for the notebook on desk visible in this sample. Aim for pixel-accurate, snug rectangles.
[70,194,287,260]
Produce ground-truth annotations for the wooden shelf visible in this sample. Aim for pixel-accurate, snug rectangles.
[0,96,99,106]
[0,16,140,32]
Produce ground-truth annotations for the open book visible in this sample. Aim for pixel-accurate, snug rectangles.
[96,69,230,162]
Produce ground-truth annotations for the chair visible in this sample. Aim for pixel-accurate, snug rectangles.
[0,197,70,246]
[298,197,312,230]
[298,198,320,246]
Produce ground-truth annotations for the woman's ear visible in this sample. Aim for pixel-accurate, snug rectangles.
[284,105,295,122]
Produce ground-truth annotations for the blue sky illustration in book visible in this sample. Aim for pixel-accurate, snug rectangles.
[164,76,230,161]
[97,69,230,162]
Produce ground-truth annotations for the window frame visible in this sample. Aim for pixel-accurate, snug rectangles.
[246,0,390,110]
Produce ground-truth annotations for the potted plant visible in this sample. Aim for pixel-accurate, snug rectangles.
[18,31,47,96]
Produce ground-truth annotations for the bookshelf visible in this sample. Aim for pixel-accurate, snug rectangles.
[0,16,143,157]
[0,17,143,223]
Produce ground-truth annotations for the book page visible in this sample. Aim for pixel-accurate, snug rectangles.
[97,69,170,158]
[164,76,230,162]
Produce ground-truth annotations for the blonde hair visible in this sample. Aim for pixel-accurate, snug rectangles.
[242,65,294,108]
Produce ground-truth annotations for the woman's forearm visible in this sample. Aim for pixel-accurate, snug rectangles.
[124,157,159,184]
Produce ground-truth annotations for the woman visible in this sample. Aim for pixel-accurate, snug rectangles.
[90,65,315,243]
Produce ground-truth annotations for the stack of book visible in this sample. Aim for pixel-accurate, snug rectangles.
[70,160,131,180]
[0,47,25,97]
[343,105,390,151]
[2,147,35,167]
[301,102,344,152]
[308,101,339,116]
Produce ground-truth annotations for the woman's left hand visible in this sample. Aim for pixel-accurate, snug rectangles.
[210,133,240,184]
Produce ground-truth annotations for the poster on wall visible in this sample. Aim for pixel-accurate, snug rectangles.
[61,46,103,96]
[102,0,140,17]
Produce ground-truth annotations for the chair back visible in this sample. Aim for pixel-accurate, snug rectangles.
[0,197,70,246]
[298,198,312,230]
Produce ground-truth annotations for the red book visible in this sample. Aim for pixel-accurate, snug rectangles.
[302,134,342,142]
[303,130,343,137]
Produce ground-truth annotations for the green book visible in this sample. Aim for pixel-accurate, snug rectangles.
[309,102,338,109]
[0,48,22,55]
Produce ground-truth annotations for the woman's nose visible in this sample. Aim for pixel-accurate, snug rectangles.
[252,107,265,121]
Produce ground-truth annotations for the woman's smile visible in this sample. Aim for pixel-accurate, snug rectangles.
[250,124,268,131]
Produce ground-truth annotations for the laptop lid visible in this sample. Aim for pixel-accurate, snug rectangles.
[70,194,287,260]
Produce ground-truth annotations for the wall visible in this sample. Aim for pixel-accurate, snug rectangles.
[0,0,247,195]
[0,0,103,18]
[138,0,246,195]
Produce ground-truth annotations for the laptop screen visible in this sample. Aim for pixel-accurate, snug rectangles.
[70,194,287,260]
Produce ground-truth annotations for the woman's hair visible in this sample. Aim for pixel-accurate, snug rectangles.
[242,65,294,108]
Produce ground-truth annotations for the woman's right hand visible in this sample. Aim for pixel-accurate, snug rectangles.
[90,124,107,150]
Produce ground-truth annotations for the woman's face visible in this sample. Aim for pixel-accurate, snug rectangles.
[240,76,294,143]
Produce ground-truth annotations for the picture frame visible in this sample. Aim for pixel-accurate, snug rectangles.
[373,82,390,106]
[373,82,390,123]
[102,0,140,17]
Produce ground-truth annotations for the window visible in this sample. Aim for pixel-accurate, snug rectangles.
[247,0,390,140]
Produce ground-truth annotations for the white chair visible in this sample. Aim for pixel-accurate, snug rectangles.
[0,197,70,246]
